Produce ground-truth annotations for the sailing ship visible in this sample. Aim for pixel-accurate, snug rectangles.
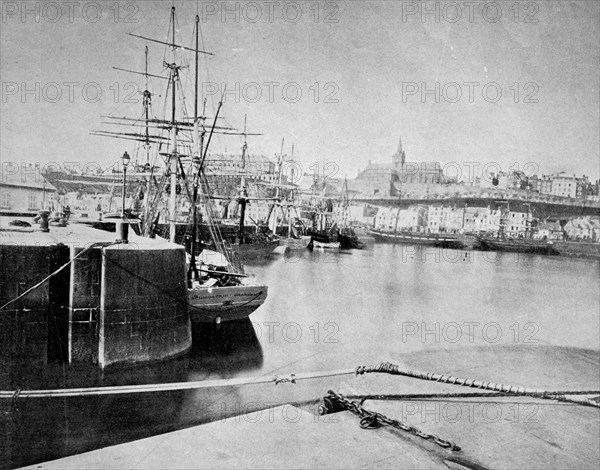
[477,202,559,255]
[369,228,463,248]
[211,117,280,260]
[334,178,363,249]
[368,205,463,249]
[94,6,269,323]
[305,178,340,250]
[264,140,311,253]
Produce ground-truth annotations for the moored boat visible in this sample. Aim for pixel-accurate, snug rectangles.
[337,227,364,249]
[95,6,270,324]
[369,228,463,248]
[187,249,268,323]
[312,240,341,250]
[478,236,559,255]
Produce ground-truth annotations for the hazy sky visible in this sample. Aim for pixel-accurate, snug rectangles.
[1,0,599,181]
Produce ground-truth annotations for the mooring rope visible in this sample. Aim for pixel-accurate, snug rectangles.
[354,362,600,408]
[0,368,355,399]
[1,363,598,408]
[0,242,110,311]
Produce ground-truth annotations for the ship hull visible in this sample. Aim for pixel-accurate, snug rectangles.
[188,284,268,323]
[337,229,364,249]
[230,239,280,259]
[369,229,463,248]
[306,229,337,244]
[280,236,311,249]
[313,240,341,250]
[478,237,559,255]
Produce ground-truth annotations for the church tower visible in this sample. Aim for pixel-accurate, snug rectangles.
[392,136,405,168]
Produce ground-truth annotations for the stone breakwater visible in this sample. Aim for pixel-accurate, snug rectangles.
[0,220,191,372]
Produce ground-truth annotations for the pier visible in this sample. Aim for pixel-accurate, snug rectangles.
[0,218,191,371]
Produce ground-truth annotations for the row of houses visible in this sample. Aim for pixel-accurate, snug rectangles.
[368,204,599,241]
[373,205,511,236]
[483,171,599,200]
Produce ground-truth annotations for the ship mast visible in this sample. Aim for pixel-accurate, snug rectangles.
[142,45,153,225]
[188,13,201,285]
[266,138,285,233]
[237,115,249,244]
[167,6,180,243]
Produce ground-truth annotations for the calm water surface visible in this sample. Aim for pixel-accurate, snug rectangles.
[2,245,599,468]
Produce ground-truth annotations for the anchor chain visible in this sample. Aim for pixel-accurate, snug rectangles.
[321,390,461,452]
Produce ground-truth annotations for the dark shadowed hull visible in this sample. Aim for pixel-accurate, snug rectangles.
[230,239,280,260]
[369,229,463,248]
[478,237,559,255]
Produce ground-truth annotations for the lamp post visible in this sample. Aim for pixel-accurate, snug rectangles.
[118,151,131,243]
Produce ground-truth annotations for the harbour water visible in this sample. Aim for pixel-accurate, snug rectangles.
[2,245,599,469]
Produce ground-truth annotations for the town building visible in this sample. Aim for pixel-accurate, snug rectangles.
[534,221,563,240]
[504,211,532,238]
[537,173,592,199]
[204,152,278,183]
[352,137,444,197]
[374,205,428,231]
[0,166,56,215]
[563,216,600,241]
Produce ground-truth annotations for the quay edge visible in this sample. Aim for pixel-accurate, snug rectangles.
[0,218,192,371]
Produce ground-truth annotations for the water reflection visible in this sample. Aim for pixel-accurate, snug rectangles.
[190,318,264,374]
[1,318,263,469]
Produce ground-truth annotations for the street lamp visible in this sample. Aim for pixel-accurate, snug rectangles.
[118,151,131,243]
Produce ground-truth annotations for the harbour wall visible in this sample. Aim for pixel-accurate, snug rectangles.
[0,230,192,373]
[554,241,600,258]
[0,243,70,375]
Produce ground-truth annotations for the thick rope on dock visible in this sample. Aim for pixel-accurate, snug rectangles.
[355,362,600,408]
[1,363,598,409]
[0,368,356,399]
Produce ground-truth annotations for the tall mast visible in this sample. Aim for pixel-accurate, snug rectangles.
[144,45,150,163]
[267,138,285,233]
[237,115,248,244]
[194,14,199,121]
[188,13,201,285]
[143,45,153,227]
[168,5,178,243]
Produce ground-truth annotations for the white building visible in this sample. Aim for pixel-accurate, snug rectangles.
[0,168,56,215]
[504,211,532,237]
[549,175,579,198]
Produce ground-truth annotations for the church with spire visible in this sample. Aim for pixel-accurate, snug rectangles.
[352,136,444,197]
[392,137,406,168]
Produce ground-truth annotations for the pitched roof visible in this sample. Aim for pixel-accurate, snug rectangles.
[0,169,56,191]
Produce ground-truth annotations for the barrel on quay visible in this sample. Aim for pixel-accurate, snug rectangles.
[0,217,191,370]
